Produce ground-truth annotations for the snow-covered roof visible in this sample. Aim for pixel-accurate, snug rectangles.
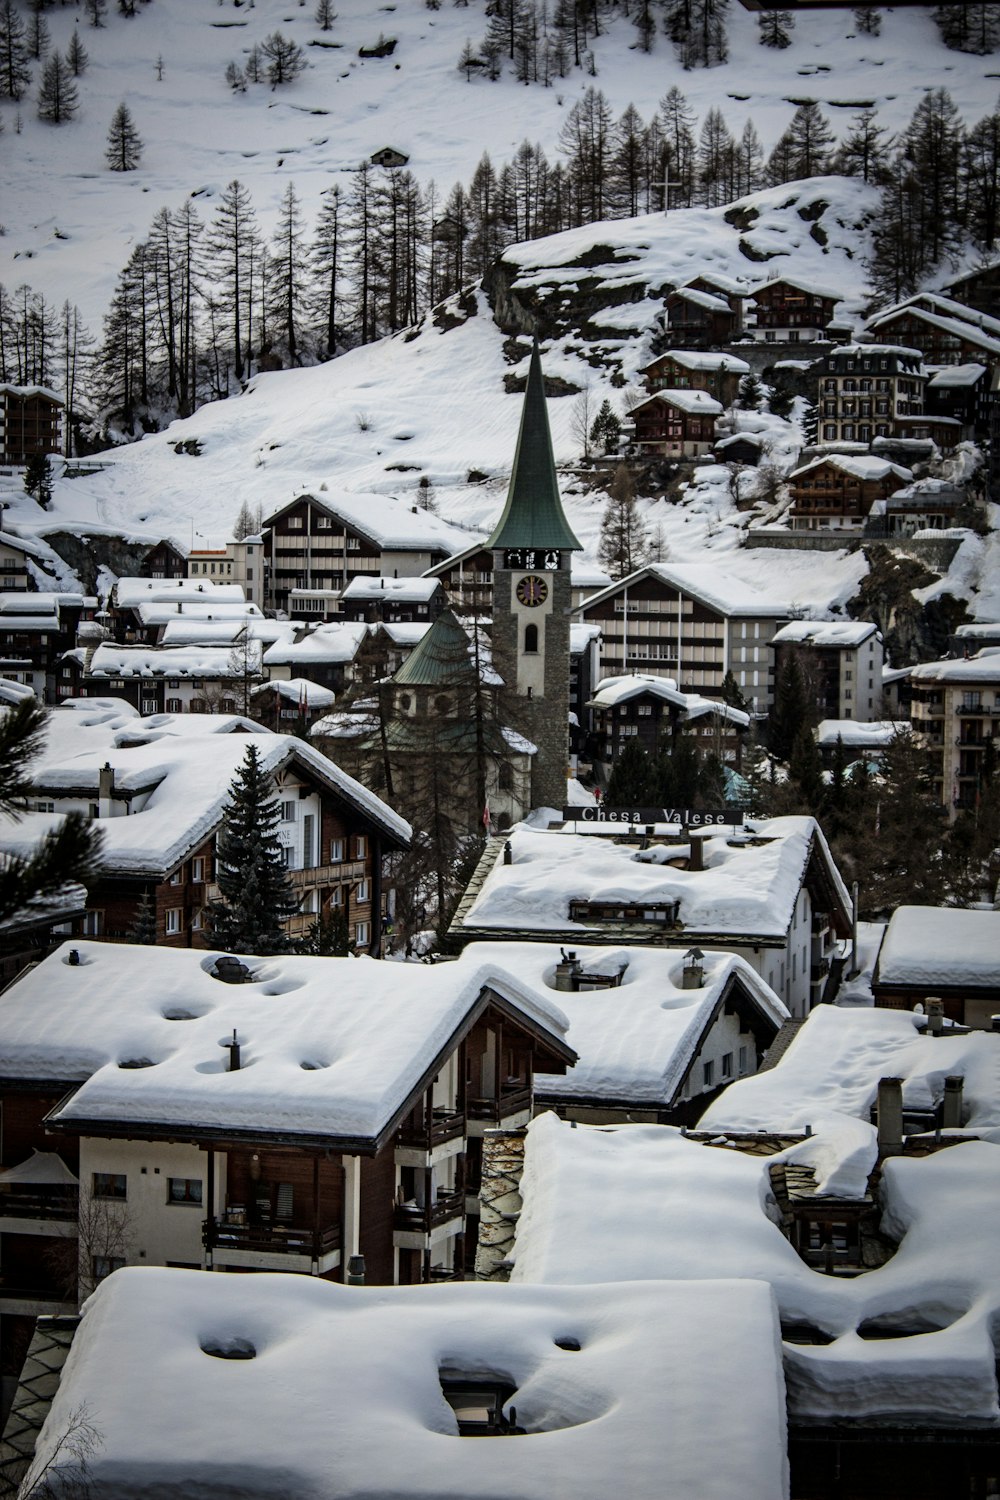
[869,303,1000,358]
[262,620,368,666]
[458,942,787,1108]
[927,363,987,389]
[0,594,61,616]
[749,275,842,301]
[816,720,901,750]
[512,1084,1000,1424]
[266,491,475,554]
[159,618,285,647]
[643,349,749,374]
[570,623,602,651]
[82,643,263,679]
[587,673,749,726]
[458,817,849,944]
[0,940,569,1146]
[341,575,442,603]
[0,382,63,404]
[250,678,336,709]
[790,454,912,484]
[666,286,732,314]
[135,601,264,627]
[875,906,1000,990]
[832,342,924,362]
[0,706,410,873]
[114,578,247,607]
[26,1268,788,1500]
[772,620,879,649]
[640,389,723,416]
[580,562,802,620]
[910,653,1000,686]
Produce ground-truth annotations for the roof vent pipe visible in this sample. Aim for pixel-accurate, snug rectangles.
[877,1076,904,1157]
[228,1030,241,1072]
[942,1075,964,1130]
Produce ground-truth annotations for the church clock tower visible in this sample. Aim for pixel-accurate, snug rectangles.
[487,339,582,812]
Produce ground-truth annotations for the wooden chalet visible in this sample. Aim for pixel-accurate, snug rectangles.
[628,389,722,458]
[746,278,842,342]
[639,350,748,406]
[866,296,1000,369]
[661,287,740,348]
[787,454,912,531]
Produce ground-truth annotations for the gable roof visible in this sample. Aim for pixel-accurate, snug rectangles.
[392,607,487,687]
[486,340,582,553]
[577,561,796,620]
[0,941,572,1153]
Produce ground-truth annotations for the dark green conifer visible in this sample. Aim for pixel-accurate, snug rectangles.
[205,745,300,955]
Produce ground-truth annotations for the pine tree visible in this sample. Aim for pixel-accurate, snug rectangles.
[736,371,764,410]
[26,7,49,62]
[206,180,259,384]
[758,10,793,48]
[598,465,649,579]
[657,86,697,207]
[23,452,52,508]
[0,698,104,925]
[269,181,306,365]
[129,890,157,944]
[315,0,337,30]
[66,29,88,76]
[788,724,824,813]
[204,745,301,955]
[734,120,764,197]
[37,51,78,123]
[665,0,729,69]
[589,398,621,454]
[963,101,1000,251]
[934,4,998,54]
[853,7,881,36]
[698,107,735,207]
[105,102,143,170]
[84,0,107,26]
[0,0,32,100]
[767,101,835,184]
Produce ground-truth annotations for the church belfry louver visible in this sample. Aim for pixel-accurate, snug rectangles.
[487,339,582,812]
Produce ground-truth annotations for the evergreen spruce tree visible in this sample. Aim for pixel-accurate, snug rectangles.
[853,7,881,36]
[105,102,143,171]
[768,651,810,762]
[66,29,88,76]
[848,729,949,917]
[85,0,107,25]
[835,107,893,184]
[589,398,621,455]
[129,890,157,944]
[0,698,104,924]
[606,740,655,805]
[720,669,749,712]
[788,724,824,814]
[736,371,764,410]
[204,745,301,955]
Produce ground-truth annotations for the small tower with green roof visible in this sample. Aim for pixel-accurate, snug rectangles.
[487,339,582,812]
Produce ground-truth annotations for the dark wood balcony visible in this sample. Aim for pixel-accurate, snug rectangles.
[397,1108,465,1151]
[466,1085,532,1123]
[393,1189,464,1235]
[0,1187,78,1223]
[288,859,366,888]
[203,1217,341,1258]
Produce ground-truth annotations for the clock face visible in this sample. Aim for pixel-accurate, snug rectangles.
[515,574,548,608]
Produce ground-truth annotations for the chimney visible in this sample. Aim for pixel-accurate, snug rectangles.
[992,1015,1000,1034]
[927,997,944,1036]
[503,840,513,865]
[554,950,582,992]
[98,761,115,818]
[942,1075,964,1129]
[877,1077,904,1156]
[228,1029,241,1072]
[851,880,859,976]
[688,836,704,873]
[682,947,705,990]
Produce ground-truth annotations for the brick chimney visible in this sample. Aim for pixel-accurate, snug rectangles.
[877,1077,904,1156]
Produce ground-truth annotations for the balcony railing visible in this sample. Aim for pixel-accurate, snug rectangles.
[288,859,366,887]
[0,1187,78,1222]
[203,1218,341,1258]
[397,1109,466,1151]
[467,1085,532,1123]
[393,1189,465,1235]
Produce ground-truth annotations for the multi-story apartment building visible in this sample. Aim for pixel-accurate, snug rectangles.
[814,344,926,445]
[576,562,793,713]
[909,652,1000,815]
[187,537,267,607]
[771,621,884,722]
[0,384,64,464]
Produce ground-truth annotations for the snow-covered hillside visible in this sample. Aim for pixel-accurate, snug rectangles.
[3,0,997,335]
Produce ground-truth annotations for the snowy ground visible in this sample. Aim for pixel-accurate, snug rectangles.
[4,1,995,336]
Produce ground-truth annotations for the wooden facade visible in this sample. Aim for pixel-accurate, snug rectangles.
[640,353,744,405]
[0,386,63,465]
[788,459,905,529]
[629,393,721,457]
[747,280,840,341]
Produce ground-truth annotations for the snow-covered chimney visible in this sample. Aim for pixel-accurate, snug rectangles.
[682,947,705,990]
[688,835,705,873]
[877,1077,904,1156]
[554,951,582,992]
[927,998,944,1037]
[942,1075,964,1129]
[228,1029,241,1072]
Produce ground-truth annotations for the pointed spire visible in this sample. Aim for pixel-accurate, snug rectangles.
[486,338,582,552]
[392,608,477,687]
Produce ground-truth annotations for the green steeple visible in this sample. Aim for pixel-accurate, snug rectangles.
[393,608,477,687]
[486,339,582,552]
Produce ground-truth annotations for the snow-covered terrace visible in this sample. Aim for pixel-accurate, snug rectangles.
[25,1269,789,1500]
